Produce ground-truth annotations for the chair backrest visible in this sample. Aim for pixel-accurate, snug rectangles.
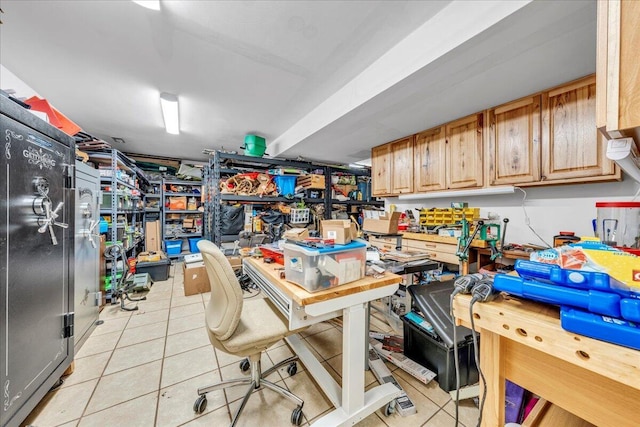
[197,239,243,341]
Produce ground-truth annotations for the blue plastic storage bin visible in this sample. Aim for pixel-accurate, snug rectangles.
[189,238,203,253]
[165,239,182,255]
[274,175,297,197]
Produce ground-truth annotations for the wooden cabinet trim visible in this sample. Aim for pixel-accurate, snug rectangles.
[596,0,609,129]
[619,0,640,130]
[494,97,536,115]
[548,75,596,98]
[606,0,621,132]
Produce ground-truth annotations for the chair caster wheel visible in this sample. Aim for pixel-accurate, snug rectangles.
[384,401,395,417]
[287,362,297,376]
[193,395,207,414]
[239,358,250,373]
[291,405,304,425]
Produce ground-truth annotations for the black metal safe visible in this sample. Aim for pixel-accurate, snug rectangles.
[1,93,75,427]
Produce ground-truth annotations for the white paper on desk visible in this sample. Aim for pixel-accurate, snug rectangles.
[366,251,380,262]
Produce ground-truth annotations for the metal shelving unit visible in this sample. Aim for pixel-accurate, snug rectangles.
[88,149,145,303]
[204,151,383,246]
[162,178,203,259]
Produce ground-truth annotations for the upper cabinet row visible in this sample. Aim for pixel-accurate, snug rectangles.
[596,0,640,137]
[371,75,620,197]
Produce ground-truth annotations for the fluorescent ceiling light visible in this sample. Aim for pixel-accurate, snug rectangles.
[160,92,180,135]
[396,186,515,200]
[132,0,160,11]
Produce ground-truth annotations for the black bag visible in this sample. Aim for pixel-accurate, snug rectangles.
[221,204,245,235]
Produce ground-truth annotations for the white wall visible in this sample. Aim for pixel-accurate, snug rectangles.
[0,64,40,99]
[386,177,639,247]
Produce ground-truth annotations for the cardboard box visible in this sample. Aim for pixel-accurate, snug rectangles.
[226,255,242,270]
[283,228,309,241]
[321,220,355,245]
[183,262,210,296]
[363,211,401,234]
[145,220,161,252]
[183,218,195,229]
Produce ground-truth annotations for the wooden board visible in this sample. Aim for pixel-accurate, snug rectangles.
[523,399,595,427]
[401,231,487,248]
[245,257,402,307]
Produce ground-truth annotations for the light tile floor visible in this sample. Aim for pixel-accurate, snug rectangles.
[24,263,479,427]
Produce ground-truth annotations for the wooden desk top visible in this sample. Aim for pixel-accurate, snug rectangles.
[245,258,402,307]
[453,294,640,391]
[401,231,488,248]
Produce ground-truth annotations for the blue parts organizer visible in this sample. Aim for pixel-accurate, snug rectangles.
[493,259,640,349]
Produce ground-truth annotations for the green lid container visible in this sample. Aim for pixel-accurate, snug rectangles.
[242,134,266,157]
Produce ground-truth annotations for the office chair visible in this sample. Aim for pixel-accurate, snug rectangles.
[193,240,307,426]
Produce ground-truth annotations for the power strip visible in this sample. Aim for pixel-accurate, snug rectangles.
[368,346,417,417]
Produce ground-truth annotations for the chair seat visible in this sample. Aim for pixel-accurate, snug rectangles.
[213,297,292,355]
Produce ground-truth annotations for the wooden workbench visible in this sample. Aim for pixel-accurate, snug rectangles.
[246,257,402,306]
[453,294,640,427]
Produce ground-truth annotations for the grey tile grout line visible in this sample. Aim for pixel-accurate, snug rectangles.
[152,264,177,427]
[75,294,135,423]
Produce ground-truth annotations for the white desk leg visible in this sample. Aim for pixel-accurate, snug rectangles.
[343,302,366,413]
[310,301,400,426]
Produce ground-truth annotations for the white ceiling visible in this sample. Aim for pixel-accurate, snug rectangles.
[0,0,597,164]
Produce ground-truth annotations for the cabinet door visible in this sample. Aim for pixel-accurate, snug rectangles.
[414,126,447,192]
[446,113,484,189]
[390,136,414,194]
[542,76,615,182]
[371,143,392,196]
[598,0,640,134]
[488,96,541,185]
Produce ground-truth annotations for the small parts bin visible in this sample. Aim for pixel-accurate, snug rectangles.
[188,238,203,253]
[165,240,182,255]
[283,240,366,292]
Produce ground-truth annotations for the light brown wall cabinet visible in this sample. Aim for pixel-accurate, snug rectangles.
[541,76,617,183]
[414,126,447,192]
[372,75,619,197]
[390,136,414,194]
[414,115,484,193]
[596,0,640,136]
[371,144,392,196]
[487,96,541,185]
[372,136,414,196]
[446,113,484,189]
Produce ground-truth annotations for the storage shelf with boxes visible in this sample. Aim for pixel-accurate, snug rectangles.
[162,178,203,258]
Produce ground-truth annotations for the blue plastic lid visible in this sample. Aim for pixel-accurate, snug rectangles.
[284,239,367,255]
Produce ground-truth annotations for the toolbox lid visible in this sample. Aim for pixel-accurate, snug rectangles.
[408,280,473,349]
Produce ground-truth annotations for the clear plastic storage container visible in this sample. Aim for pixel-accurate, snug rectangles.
[283,240,366,292]
[596,202,640,249]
